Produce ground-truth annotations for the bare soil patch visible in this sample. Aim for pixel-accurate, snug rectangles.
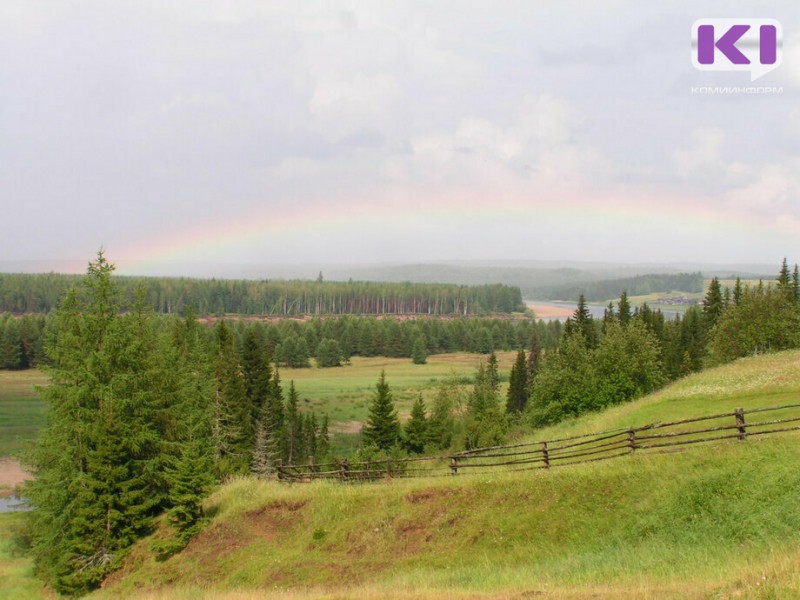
[526,303,574,319]
[331,420,362,435]
[0,458,31,496]
[245,499,308,541]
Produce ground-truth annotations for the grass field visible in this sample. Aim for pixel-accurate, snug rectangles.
[281,353,516,452]
[0,355,515,458]
[85,349,800,600]
[0,371,47,458]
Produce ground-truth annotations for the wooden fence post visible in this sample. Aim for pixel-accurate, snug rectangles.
[340,458,350,481]
[450,456,459,475]
[542,442,550,468]
[276,459,284,481]
[386,457,392,478]
[627,428,636,452]
[735,408,747,440]
[308,455,316,477]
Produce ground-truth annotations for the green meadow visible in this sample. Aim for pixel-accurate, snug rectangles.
[0,370,47,458]
[279,352,516,451]
[74,349,800,600]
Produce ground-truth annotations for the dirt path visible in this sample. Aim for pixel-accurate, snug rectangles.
[0,458,31,496]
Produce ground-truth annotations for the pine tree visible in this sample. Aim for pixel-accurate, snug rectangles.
[404,395,429,454]
[411,335,427,364]
[241,328,271,422]
[618,290,631,325]
[506,349,529,413]
[316,415,331,463]
[793,264,800,303]
[25,252,164,594]
[426,378,458,451]
[285,381,301,464]
[526,329,541,392]
[316,338,343,367]
[702,277,724,333]
[464,361,506,448]
[361,370,401,451]
[570,295,597,349]
[777,258,791,289]
[733,276,743,306]
[211,321,248,475]
[486,351,500,391]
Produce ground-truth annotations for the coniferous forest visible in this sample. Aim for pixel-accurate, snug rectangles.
[7,253,800,594]
[0,273,525,316]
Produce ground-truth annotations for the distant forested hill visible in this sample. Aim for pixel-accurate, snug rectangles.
[536,272,704,302]
[0,273,524,316]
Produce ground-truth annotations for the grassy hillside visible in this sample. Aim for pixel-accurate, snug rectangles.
[84,350,800,599]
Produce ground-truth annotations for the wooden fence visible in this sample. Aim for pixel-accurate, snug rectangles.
[276,403,800,483]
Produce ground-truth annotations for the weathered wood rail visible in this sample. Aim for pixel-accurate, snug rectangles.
[276,403,800,483]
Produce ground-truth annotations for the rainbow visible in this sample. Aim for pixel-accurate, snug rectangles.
[115,184,798,275]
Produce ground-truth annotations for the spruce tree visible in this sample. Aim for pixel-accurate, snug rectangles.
[486,351,500,391]
[778,258,791,289]
[570,295,597,349]
[361,370,401,451]
[526,329,541,392]
[733,276,743,306]
[702,277,724,333]
[285,381,301,464]
[465,361,506,448]
[618,290,631,325]
[211,321,249,474]
[411,335,427,365]
[506,349,529,413]
[25,252,164,594]
[316,415,332,463]
[404,395,429,454]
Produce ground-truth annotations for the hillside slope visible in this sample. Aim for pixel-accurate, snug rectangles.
[95,351,800,599]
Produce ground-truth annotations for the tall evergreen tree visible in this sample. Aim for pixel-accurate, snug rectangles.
[464,362,506,448]
[284,381,301,464]
[568,295,598,349]
[733,276,743,306]
[411,335,427,365]
[526,328,541,393]
[618,290,632,325]
[404,395,429,454]
[486,351,500,391]
[361,370,401,451]
[506,349,529,413]
[777,258,791,290]
[25,252,164,594]
[316,415,332,464]
[211,321,249,475]
[702,277,724,333]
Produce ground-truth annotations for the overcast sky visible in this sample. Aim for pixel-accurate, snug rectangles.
[1,1,798,275]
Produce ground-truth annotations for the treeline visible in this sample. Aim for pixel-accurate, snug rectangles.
[525,260,800,427]
[224,315,562,368]
[0,313,46,369]
[0,272,524,316]
[537,272,704,302]
[0,312,562,371]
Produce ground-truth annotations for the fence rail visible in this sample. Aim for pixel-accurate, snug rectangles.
[275,403,800,483]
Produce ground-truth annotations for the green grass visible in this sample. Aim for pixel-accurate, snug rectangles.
[91,350,800,599]
[0,356,513,458]
[281,353,516,452]
[0,513,49,600]
[0,371,47,458]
